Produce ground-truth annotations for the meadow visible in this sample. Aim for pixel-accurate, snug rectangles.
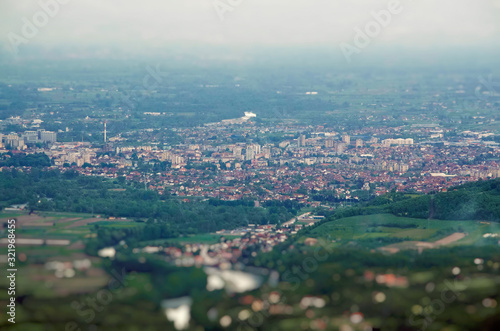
[306,213,500,249]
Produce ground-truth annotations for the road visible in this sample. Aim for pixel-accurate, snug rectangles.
[282,212,311,227]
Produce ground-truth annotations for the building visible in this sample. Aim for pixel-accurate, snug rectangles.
[342,135,350,145]
[356,139,364,148]
[382,138,414,147]
[243,112,257,119]
[246,148,255,161]
[3,134,25,150]
[335,143,346,155]
[298,135,306,147]
[233,147,242,156]
[19,129,57,144]
[39,130,57,143]
[22,131,38,143]
[245,144,261,160]
[252,144,261,155]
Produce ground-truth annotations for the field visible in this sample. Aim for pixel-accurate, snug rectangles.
[0,211,138,301]
[2,210,500,330]
[307,214,500,249]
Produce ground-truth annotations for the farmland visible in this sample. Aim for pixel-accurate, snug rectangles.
[305,213,500,250]
[0,210,139,302]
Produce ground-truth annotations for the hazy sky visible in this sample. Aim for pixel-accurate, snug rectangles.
[1,0,500,57]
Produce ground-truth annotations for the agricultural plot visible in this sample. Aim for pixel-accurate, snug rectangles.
[0,211,138,301]
[308,214,500,249]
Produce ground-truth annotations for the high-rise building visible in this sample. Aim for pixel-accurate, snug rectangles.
[39,130,57,143]
[172,155,184,165]
[245,144,261,160]
[356,139,363,148]
[4,134,25,149]
[336,143,346,154]
[23,131,38,143]
[253,144,261,154]
[10,138,25,150]
[298,135,306,147]
[342,135,350,145]
[245,148,255,160]
[325,139,334,148]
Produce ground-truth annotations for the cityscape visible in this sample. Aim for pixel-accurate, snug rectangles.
[3,112,500,204]
[1,1,500,331]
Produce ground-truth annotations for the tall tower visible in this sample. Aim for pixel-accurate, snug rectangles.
[246,147,255,161]
[104,121,107,143]
[299,135,306,147]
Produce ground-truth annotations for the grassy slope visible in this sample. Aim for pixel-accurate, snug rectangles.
[306,213,500,245]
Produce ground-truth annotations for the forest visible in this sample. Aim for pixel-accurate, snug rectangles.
[384,180,500,221]
[0,167,298,234]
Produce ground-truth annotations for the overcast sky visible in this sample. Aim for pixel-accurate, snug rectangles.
[1,0,500,57]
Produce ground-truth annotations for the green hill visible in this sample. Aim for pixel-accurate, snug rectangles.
[363,178,500,222]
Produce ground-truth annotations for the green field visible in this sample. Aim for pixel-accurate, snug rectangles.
[0,211,141,302]
[307,214,500,248]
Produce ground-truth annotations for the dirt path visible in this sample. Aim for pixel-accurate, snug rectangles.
[381,232,468,253]
[433,232,467,246]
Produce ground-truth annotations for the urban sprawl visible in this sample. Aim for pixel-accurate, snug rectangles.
[2,112,500,207]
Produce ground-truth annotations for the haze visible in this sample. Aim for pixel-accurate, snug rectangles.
[1,0,500,59]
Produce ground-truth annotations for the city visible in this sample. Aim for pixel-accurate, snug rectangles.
[3,114,500,205]
[1,1,500,330]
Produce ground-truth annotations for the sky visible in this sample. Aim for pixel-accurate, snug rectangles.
[1,0,500,58]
